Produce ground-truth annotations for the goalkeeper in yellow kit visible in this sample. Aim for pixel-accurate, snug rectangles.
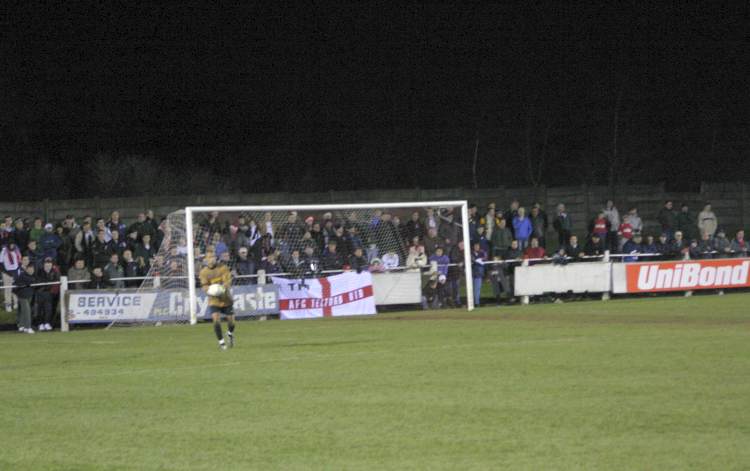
[199,252,235,350]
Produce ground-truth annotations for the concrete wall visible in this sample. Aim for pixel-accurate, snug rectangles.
[2,182,747,238]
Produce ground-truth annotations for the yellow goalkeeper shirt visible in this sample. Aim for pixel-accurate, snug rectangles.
[199,264,232,307]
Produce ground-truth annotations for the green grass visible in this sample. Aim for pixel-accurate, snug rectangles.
[2,294,750,470]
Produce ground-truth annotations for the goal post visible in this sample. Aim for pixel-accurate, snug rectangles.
[182,201,474,324]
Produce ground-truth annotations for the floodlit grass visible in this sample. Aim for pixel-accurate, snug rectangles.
[1,294,749,470]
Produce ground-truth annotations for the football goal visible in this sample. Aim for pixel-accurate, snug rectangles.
[138,201,474,324]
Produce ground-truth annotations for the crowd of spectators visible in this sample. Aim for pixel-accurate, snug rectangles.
[0,210,164,332]
[2,198,748,328]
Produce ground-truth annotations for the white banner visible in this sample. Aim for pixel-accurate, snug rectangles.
[372,270,422,305]
[68,291,158,323]
[272,271,377,320]
[514,261,612,296]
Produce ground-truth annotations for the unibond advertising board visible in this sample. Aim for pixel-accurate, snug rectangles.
[612,258,750,294]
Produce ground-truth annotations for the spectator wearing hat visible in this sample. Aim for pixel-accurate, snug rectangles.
[35,257,60,330]
[697,203,718,238]
[39,223,63,262]
[1,242,22,311]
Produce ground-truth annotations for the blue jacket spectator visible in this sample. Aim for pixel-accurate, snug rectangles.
[39,224,63,261]
[512,208,533,249]
[428,247,450,277]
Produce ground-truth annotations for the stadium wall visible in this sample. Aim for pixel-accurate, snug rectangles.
[1,182,748,239]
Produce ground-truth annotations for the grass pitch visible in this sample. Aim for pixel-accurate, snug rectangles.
[2,294,749,470]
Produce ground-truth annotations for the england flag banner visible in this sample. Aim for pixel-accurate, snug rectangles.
[272,271,377,320]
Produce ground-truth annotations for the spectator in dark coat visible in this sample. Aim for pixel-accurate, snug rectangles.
[106,211,127,240]
[655,234,670,260]
[35,258,60,330]
[104,253,125,289]
[470,242,487,307]
[553,203,573,247]
[657,201,676,241]
[322,240,344,272]
[12,219,29,252]
[622,233,643,262]
[529,205,547,248]
[675,203,697,241]
[234,247,256,285]
[89,267,111,289]
[584,234,607,257]
[564,235,584,260]
[90,229,115,269]
[713,229,732,257]
[348,246,369,273]
[121,249,140,287]
[490,218,513,258]
[14,263,36,333]
[39,223,63,262]
[404,211,425,244]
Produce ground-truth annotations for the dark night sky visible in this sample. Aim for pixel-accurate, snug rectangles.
[2,4,749,199]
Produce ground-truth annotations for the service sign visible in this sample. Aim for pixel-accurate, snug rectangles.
[612,258,750,294]
[67,284,280,323]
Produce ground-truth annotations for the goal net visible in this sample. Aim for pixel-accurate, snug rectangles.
[135,201,473,324]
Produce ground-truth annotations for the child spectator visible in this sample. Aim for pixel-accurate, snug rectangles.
[428,246,450,278]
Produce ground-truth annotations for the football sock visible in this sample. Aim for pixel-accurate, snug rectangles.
[228,321,235,334]
[213,322,223,341]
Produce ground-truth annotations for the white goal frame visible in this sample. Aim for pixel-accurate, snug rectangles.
[185,201,474,324]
